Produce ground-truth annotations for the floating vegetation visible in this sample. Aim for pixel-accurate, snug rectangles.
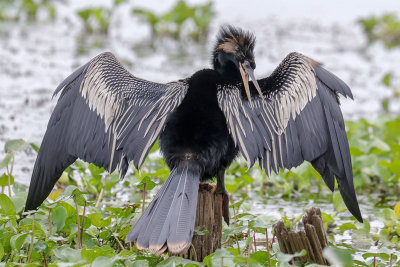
[0,115,400,265]
[359,13,400,49]
[0,0,56,22]
[133,0,214,43]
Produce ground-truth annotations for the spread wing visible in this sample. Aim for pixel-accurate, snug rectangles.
[26,52,188,211]
[217,52,362,222]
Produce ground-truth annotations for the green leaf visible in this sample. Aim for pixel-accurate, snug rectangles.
[0,243,4,261]
[87,213,111,228]
[88,163,104,181]
[137,176,156,191]
[0,174,13,187]
[53,247,82,262]
[81,245,115,263]
[4,139,28,153]
[113,0,127,6]
[30,142,40,153]
[382,72,392,87]
[0,193,16,215]
[250,251,269,265]
[52,206,68,231]
[63,185,86,205]
[333,191,347,213]
[394,201,400,219]
[91,256,114,267]
[0,154,12,169]
[323,247,353,267]
[11,193,27,213]
[34,241,49,254]
[338,222,357,232]
[10,233,28,252]
[378,208,397,223]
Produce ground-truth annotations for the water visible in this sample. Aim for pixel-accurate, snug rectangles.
[0,0,399,261]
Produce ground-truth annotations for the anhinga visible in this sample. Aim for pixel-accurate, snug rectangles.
[25,25,362,255]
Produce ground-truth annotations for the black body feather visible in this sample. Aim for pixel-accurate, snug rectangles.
[25,26,362,255]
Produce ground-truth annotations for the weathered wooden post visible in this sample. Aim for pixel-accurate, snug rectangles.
[183,183,224,261]
[273,207,330,265]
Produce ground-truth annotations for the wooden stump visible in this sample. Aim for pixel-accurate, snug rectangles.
[183,183,223,262]
[273,207,329,265]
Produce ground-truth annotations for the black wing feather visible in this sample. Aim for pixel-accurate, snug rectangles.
[26,52,188,211]
[218,52,362,222]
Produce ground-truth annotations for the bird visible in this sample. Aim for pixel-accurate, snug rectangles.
[25,25,362,255]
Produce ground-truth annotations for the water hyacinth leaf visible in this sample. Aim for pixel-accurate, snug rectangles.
[11,194,27,213]
[82,232,99,248]
[48,188,63,201]
[252,215,275,228]
[203,248,235,267]
[0,174,13,187]
[131,260,150,267]
[323,247,353,266]
[233,255,261,265]
[91,256,114,267]
[338,222,357,232]
[87,212,111,228]
[10,233,28,252]
[250,251,269,265]
[88,163,104,181]
[81,245,115,263]
[378,208,397,223]
[105,173,120,191]
[53,247,82,262]
[362,252,390,260]
[0,154,12,169]
[58,171,70,184]
[321,213,334,228]
[60,202,77,217]
[64,215,91,230]
[119,225,132,241]
[137,176,156,191]
[333,191,347,213]
[13,182,28,194]
[63,185,86,205]
[4,139,28,153]
[34,241,49,254]
[18,219,46,238]
[0,193,16,215]
[52,206,68,231]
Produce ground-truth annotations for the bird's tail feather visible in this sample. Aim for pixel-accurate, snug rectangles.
[126,160,201,255]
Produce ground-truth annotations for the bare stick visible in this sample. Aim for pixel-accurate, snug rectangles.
[27,214,35,263]
[48,208,52,236]
[80,200,87,247]
[266,228,271,267]
[74,195,82,248]
[113,233,125,250]
[142,183,146,213]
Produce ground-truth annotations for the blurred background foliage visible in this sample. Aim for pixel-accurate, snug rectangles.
[0,0,399,266]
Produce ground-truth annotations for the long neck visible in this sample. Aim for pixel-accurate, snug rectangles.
[213,52,241,84]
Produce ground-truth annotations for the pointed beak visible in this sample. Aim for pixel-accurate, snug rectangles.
[239,61,263,107]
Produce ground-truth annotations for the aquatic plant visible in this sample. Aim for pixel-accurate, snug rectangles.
[0,115,399,265]
[133,0,214,43]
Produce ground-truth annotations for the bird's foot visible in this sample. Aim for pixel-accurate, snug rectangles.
[215,187,230,225]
